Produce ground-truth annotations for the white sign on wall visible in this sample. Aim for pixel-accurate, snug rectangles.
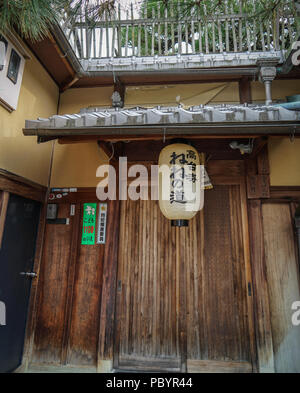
[0,32,26,111]
[97,203,108,245]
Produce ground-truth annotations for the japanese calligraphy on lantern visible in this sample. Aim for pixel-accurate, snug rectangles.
[81,203,97,245]
[158,142,204,225]
[169,149,198,205]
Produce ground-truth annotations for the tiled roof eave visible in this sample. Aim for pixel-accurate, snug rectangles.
[24,104,300,138]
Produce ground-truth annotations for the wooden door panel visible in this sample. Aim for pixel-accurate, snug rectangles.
[32,204,73,364]
[186,186,251,368]
[115,198,181,371]
[115,183,254,372]
[66,204,105,366]
[262,203,300,373]
[31,202,105,368]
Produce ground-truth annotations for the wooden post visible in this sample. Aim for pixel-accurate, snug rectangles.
[247,144,270,200]
[248,200,275,373]
[97,197,121,368]
[239,77,252,104]
[61,204,81,365]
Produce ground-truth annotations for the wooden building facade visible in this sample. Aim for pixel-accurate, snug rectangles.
[1,2,300,373]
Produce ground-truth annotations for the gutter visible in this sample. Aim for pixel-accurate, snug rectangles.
[23,122,300,141]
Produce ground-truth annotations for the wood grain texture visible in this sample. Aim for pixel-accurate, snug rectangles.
[187,359,252,373]
[248,200,274,373]
[22,204,47,371]
[262,203,300,373]
[115,198,181,372]
[185,186,252,363]
[115,182,255,372]
[32,204,73,364]
[66,217,104,365]
[98,199,120,362]
[31,201,106,368]
[61,203,81,364]
[0,174,45,202]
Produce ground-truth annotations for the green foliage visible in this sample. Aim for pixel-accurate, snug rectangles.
[0,0,297,44]
[0,0,64,41]
[0,0,118,41]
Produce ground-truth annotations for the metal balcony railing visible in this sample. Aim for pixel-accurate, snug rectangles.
[62,0,299,61]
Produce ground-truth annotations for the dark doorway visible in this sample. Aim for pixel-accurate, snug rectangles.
[0,194,41,373]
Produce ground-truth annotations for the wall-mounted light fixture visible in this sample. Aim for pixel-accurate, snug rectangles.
[229,140,254,155]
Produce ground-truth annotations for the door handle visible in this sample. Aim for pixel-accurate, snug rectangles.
[20,272,37,279]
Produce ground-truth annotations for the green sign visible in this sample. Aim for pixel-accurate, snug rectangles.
[81,203,97,245]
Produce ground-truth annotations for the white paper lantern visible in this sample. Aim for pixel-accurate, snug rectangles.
[158,141,204,227]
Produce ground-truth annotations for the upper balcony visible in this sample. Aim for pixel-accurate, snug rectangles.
[61,0,299,74]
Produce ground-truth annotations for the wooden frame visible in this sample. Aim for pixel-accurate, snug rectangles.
[0,170,46,250]
[0,170,46,202]
[0,170,47,372]
[245,147,300,373]
[110,160,258,373]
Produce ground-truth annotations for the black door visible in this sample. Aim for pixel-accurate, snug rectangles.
[0,194,41,373]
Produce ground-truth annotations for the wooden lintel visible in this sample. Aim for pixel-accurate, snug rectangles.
[0,171,46,202]
[269,186,300,200]
[57,135,261,145]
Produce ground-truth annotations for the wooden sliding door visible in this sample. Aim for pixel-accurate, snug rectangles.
[114,179,256,372]
[30,202,106,370]
[114,198,182,372]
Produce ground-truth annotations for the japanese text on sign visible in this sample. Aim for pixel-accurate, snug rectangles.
[81,203,97,245]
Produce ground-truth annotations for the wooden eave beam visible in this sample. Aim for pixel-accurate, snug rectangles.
[47,33,78,91]
[57,134,261,145]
